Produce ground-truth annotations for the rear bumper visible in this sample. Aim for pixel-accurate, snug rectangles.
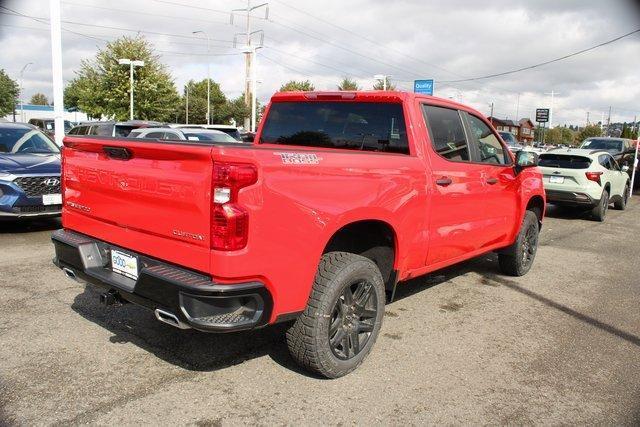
[52,229,272,332]
[545,189,597,206]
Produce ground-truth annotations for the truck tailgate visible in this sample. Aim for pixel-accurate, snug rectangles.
[62,137,213,273]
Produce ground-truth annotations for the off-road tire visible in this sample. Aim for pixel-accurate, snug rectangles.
[613,184,629,210]
[286,252,385,378]
[591,189,609,222]
[498,211,539,276]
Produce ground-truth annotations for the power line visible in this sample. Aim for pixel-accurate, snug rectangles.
[440,28,640,83]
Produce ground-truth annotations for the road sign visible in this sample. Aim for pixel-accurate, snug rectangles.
[414,79,434,95]
[536,108,550,123]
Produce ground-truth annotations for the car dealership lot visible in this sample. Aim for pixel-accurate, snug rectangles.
[1,201,639,425]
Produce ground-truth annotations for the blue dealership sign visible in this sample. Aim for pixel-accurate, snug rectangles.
[414,79,434,95]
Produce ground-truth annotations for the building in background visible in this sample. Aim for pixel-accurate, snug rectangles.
[4,104,89,124]
[488,116,536,145]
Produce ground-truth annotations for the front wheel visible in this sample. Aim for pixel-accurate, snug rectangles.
[286,252,385,378]
[498,210,539,276]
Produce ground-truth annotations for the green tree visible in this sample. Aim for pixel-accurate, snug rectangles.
[71,36,179,121]
[0,69,19,116]
[576,124,602,143]
[560,127,576,146]
[621,123,632,139]
[545,127,563,145]
[338,77,359,91]
[373,76,396,91]
[279,80,315,92]
[175,79,226,124]
[29,92,49,105]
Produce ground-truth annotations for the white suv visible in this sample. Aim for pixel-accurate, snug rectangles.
[538,148,630,221]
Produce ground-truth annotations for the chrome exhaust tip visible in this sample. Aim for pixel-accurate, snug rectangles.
[62,267,77,280]
[154,309,190,330]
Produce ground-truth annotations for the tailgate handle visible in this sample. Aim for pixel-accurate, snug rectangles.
[103,146,132,160]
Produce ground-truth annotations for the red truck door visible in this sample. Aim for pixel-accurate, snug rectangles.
[420,104,489,266]
[463,112,519,246]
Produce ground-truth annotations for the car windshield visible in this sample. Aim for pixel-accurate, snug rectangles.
[43,121,72,132]
[182,131,238,143]
[539,154,592,169]
[211,128,242,141]
[0,128,59,154]
[580,139,622,152]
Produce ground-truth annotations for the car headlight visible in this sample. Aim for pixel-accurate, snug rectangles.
[0,172,15,181]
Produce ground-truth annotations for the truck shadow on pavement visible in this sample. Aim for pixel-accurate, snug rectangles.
[0,218,61,234]
[70,246,640,378]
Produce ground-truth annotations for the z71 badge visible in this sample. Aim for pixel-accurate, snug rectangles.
[275,152,321,165]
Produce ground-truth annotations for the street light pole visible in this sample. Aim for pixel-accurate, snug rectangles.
[193,31,211,125]
[118,58,144,120]
[19,62,33,122]
[374,74,390,91]
[185,84,189,125]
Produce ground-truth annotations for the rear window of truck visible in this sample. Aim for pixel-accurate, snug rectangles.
[538,154,592,169]
[259,102,409,154]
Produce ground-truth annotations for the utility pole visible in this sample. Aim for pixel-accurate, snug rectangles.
[605,106,612,136]
[19,62,33,123]
[515,93,520,120]
[49,1,63,146]
[232,1,268,130]
[192,31,211,125]
[586,111,590,126]
[118,59,145,121]
[374,74,391,90]
[185,84,189,124]
[489,102,494,125]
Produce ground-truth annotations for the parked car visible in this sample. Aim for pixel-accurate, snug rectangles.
[538,148,630,221]
[28,118,73,137]
[171,124,242,141]
[498,131,524,152]
[52,91,544,378]
[240,131,255,143]
[0,123,61,219]
[128,127,240,143]
[579,137,634,156]
[614,146,639,189]
[68,120,164,137]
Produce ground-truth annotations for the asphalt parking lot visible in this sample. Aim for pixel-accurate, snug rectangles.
[1,198,639,425]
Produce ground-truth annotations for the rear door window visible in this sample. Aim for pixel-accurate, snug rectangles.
[422,105,469,161]
[260,101,409,154]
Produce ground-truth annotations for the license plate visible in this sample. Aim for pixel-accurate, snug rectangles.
[549,176,564,184]
[42,193,62,205]
[111,250,138,280]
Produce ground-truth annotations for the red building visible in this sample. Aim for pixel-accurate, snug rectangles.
[488,117,535,145]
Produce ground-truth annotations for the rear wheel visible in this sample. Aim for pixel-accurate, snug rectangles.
[591,189,609,222]
[613,184,629,210]
[286,252,385,378]
[498,211,539,276]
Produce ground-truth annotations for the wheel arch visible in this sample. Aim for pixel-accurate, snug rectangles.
[322,219,398,292]
[525,195,545,228]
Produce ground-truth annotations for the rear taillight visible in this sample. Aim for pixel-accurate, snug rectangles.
[211,162,257,250]
[585,171,603,185]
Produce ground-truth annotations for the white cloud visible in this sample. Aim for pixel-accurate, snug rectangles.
[1,0,639,125]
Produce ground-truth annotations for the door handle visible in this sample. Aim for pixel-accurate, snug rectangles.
[486,178,499,185]
[435,177,453,186]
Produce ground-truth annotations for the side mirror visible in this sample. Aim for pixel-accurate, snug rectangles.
[515,150,538,171]
[621,165,630,173]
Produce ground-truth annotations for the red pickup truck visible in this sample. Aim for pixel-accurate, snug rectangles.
[52,91,545,378]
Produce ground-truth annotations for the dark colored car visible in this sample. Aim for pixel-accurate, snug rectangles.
[614,145,639,189]
[0,123,61,219]
[68,120,165,138]
[580,137,634,156]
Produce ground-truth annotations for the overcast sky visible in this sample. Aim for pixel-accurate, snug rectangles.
[1,0,639,126]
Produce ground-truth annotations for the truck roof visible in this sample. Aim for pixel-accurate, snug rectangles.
[270,90,484,119]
